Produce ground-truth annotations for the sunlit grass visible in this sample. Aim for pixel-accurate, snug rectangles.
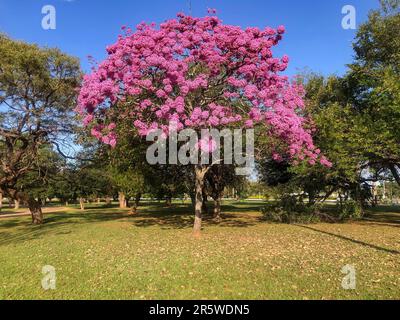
[0,202,399,300]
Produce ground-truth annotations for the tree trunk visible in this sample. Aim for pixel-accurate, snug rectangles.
[0,193,2,211]
[202,189,208,215]
[165,195,172,207]
[213,197,222,222]
[389,165,400,186]
[14,199,20,210]
[193,166,207,235]
[79,198,85,211]
[130,193,141,215]
[189,192,196,208]
[308,191,316,206]
[135,193,141,209]
[105,196,112,206]
[118,192,127,209]
[354,185,365,218]
[28,198,43,225]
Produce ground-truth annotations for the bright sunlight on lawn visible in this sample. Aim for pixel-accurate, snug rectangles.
[0,202,399,300]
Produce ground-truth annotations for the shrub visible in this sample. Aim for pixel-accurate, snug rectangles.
[336,200,364,220]
[261,195,322,224]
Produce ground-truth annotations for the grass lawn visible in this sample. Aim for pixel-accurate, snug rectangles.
[0,202,399,300]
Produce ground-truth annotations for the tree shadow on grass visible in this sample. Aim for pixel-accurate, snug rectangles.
[221,202,265,213]
[294,224,400,255]
[0,202,264,245]
[131,203,262,230]
[362,212,400,227]
[0,208,131,246]
[131,213,259,230]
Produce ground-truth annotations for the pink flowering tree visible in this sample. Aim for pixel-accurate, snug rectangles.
[77,11,330,234]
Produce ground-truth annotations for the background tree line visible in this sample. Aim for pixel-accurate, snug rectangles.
[1,0,399,225]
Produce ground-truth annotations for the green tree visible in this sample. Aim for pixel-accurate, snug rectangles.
[346,0,400,183]
[205,165,244,221]
[106,130,150,212]
[0,35,81,224]
[261,1,400,215]
[16,147,67,206]
[258,74,374,217]
[109,167,145,213]
[73,166,111,211]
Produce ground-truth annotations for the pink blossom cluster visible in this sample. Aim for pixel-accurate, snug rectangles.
[77,12,331,167]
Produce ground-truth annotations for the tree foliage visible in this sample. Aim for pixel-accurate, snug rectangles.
[0,35,81,223]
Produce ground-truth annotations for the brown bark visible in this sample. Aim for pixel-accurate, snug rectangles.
[105,196,112,206]
[193,166,207,235]
[213,197,222,222]
[79,198,85,211]
[129,193,141,215]
[189,192,196,208]
[28,198,43,225]
[202,189,208,214]
[165,196,172,207]
[14,199,20,210]
[0,193,2,211]
[118,192,127,209]
[389,165,400,186]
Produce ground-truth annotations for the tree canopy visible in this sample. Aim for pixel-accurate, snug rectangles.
[0,35,81,223]
[76,12,329,233]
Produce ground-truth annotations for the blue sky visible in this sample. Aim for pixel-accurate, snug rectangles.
[0,0,379,75]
